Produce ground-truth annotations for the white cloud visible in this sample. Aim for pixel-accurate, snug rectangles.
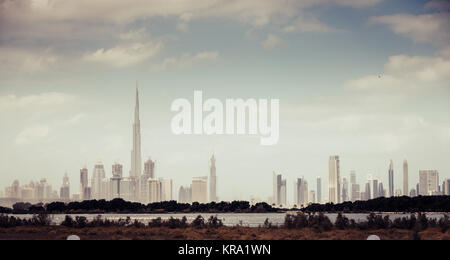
[83,41,163,67]
[283,14,342,33]
[15,125,50,145]
[262,34,283,49]
[150,51,220,71]
[0,92,75,112]
[345,55,450,91]
[65,114,85,125]
[0,47,58,73]
[369,12,450,56]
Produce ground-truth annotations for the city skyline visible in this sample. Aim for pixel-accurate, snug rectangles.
[0,0,449,203]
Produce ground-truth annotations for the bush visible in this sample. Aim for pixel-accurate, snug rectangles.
[191,216,206,229]
[335,213,350,230]
[438,215,450,233]
[206,216,223,229]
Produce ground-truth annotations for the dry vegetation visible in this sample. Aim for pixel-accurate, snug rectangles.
[0,226,449,240]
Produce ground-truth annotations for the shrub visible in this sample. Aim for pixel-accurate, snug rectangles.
[206,216,223,229]
[335,213,350,230]
[191,215,205,229]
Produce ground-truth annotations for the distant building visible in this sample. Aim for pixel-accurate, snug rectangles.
[342,178,349,202]
[294,177,308,207]
[80,167,89,201]
[388,160,394,197]
[209,154,217,202]
[160,178,173,201]
[110,163,123,199]
[273,172,286,206]
[419,170,439,196]
[91,162,105,200]
[410,189,417,197]
[350,171,360,202]
[147,179,161,203]
[444,179,450,196]
[329,156,341,204]
[141,158,155,203]
[60,173,70,200]
[178,186,192,204]
[403,160,409,196]
[309,191,316,204]
[317,177,322,204]
[192,177,208,203]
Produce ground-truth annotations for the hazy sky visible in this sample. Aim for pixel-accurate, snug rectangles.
[0,0,449,203]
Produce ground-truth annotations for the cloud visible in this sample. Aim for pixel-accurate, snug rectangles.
[0,47,58,73]
[150,51,220,71]
[369,11,450,56]
[425,0,450,11]
[345,55,450,91]
[83,41,163,67]
[262,34,283,49]
[64,113,85,125]
[0,92,75,112]
[283,14,342,33]
[15,125,50,145]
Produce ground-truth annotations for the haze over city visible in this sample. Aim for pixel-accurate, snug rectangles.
[0,0,449,204]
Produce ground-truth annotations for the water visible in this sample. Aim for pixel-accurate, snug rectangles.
[9,212,448,227]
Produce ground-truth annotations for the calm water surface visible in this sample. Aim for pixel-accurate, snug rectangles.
[10,213,447,227]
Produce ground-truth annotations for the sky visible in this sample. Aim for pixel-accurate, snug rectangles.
[0,0,449,203]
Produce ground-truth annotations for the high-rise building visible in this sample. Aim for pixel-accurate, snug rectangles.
[80,167,89,200]
[342,178,348,202]
[350,171,360,202]
[309,191,316,204]
[111,163,123,199]
[192,177,208,203]
[365,182,371,201]
[317,177,322,204]
[388,160,394,197]
[130,85,142,201]
[209,154,217,202]
[273,172,284,206]
[147,179,161,203]
[370,178,379,199]
[160,178,173,201]
[294,177,308,207]
[419,170,440,196]
[379,182,385,197]
[91,162,105,200]
[280,179,287,206]
[60,173,70,200]
[329,156,341,204]
[444,179,450,196]
[403,159,409,196]
[178,186,192,204]
[141,158,155,203]
[410,189,417,197]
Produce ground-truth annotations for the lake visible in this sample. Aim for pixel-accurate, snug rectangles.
[10,212,448,227]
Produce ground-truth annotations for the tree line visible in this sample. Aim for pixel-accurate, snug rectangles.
[0,199,279,214]
[302,196,450,213]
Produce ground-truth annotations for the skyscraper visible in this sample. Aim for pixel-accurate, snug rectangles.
[294,177,308,207]
[388,160,394,197]
[273,172,282,205]
[130,85,142,201]
[91,162,105,200]
[342,178,348,202]
[141,158,155,203]
[60,173,70,200]
[350,171,360,202]
[111,163,123,199]
[419,170,440,196]
[80,167,89,200]
[209,154,217,202]
[329,156,341,204]
[316,177,322,204]
[403,159,409,196]
[444,179,450,196]
[192,177,208,203]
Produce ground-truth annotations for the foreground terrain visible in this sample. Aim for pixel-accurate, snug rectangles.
[0,226,449,240]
